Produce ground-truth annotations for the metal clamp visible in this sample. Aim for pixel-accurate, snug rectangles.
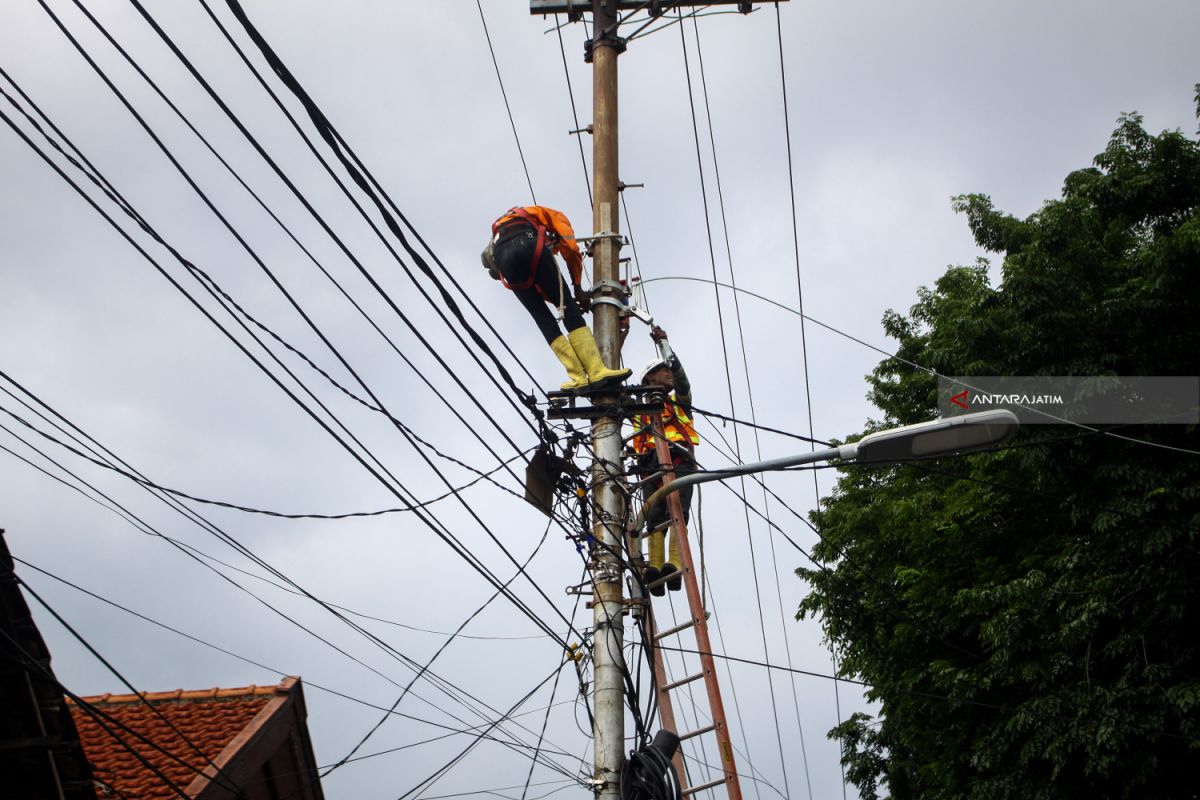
[592,278,628,296]
[576,232,625,245]
[590,297,628,313]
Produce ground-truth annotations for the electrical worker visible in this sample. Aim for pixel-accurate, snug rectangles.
[483,205,630,391]
[631,326,699,595]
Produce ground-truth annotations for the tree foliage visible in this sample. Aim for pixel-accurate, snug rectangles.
[798,108,1200,799]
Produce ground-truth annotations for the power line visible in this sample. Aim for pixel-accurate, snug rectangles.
[657,644,1191,744]
[322,517,561,778]
[207,0,545,421]
[476,0,537,204]
[12,556,584,773]
[686,13,813,796]
[396,662,574,800]
[554,14,591,205]
[0,75,582,653]
[14,578,249,797]
[0,401,583,771]
[641,275,1200,457]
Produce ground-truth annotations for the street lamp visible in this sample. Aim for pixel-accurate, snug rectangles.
[632,409,1019,530]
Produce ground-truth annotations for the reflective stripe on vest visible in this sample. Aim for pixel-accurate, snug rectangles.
[491,207,548,292]
[632,400,700,455]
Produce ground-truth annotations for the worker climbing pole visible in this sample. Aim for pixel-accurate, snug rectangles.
[632,326,700,596]
[482,204,630,391]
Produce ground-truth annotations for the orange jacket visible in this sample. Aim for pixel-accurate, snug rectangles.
[494,206,584,285]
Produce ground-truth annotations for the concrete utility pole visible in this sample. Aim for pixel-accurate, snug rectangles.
[586,3,626,798]
[529,2,786,797]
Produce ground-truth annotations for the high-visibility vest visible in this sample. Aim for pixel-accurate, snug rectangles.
[632,399,700,455]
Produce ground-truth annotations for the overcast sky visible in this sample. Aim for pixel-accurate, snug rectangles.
[2,2,1197,799]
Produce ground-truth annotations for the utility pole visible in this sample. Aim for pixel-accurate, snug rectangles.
[586,3,625,799]
[529,3,786,797]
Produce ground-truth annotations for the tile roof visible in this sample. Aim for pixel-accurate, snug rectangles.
[68,678,295,799]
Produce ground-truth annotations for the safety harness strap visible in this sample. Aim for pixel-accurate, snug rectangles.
[492,207,549,293]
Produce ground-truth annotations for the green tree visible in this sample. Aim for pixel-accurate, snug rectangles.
[798,105,1200,799]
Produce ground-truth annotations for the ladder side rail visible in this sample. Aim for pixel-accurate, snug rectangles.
[648,419,743,800]
[645,603,690,787]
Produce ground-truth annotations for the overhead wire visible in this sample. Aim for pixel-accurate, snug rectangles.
[688,11,816,797]
[675,12,795,796]
[0,390,583,775]
[53,0,546,478]
[396,661,574,800]
[321,516,560,779]
[207,0,546,422]
[0,44,584,658]
[657,643,1191,745]
[554,14,592,205]
[0,405,564,647]
[12,556,584,773]
[769,9,843,791]
[14,578,249,797]
[476,0,537,204]
[0,119,568,651]
[641,276,1200,457]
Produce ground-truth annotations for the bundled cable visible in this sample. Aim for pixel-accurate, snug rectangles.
[621,730,681,800]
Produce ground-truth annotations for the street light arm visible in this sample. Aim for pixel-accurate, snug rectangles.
[627,410,1019,534]
[629,444,852,533]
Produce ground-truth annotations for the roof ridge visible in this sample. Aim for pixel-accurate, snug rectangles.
[66,678,293,706]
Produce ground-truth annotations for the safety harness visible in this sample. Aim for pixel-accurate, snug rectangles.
[491,207,550,292]
[491,206,569,319]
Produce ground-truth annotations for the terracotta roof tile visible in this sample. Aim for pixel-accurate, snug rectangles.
[67,679,294,799]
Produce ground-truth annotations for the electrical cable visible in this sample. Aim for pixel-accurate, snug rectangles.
[208,0,545,422]
[554,14,591,205]
[322,517,558,778]
[395,661,574,800]
[14,579,249,797]
[641,276,1200,457]
[687,12,813,795]
[0,83,584,657]
[0,407,583,775]
[49,0,547,507]
[476,0,537,204]
[656,644,1191,744]
[0,628,199,799]
[12,555,583,771]
[35,1,545,482]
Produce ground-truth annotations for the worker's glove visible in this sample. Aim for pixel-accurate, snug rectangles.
[574,285,591,312]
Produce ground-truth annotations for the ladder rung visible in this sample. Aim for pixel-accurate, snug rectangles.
[653,619,696,641]
[644,570,680,591]
[661,671,704,692]
[679,724,716,741]
[683,777,728,796]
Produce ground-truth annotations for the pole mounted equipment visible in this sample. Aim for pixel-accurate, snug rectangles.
[528,3,790,798]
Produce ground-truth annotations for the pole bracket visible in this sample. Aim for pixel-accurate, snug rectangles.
[584,34,627,63]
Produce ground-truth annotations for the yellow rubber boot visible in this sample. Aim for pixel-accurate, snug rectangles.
[648,530,666,570]
[663,532,682,592]
[549,335,589,391]
[646,530,667,597]
[567,326,631,388]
